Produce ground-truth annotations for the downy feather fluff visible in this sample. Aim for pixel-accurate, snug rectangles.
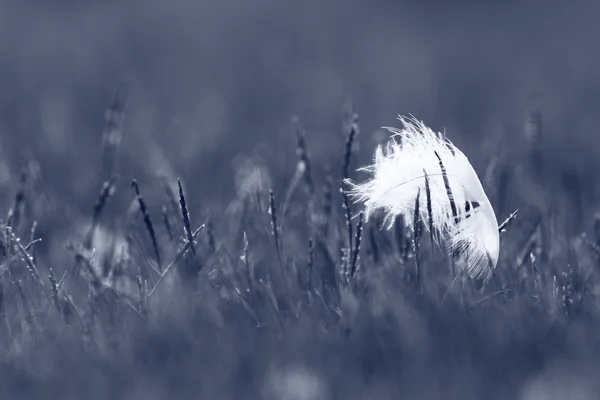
[346,116,499,281]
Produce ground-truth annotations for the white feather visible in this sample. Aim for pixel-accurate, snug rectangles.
[346,115,499,281]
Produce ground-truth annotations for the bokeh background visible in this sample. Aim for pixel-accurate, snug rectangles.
[2,1,600,398]
[2,0,600,206]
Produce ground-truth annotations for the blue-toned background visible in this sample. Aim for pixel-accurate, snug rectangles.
[2,1,600,399]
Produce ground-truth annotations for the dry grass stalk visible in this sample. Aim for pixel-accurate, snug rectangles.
[348,212,364,282]
[148,224,206,298]
[241,231,253,291]
[498,209,519,233]
[177,178,196,256]
[6,227,45,291]
[342,111,359,181]
[413,189,423,294]
[341,187,353,254]
[7,168,27,231]
[307,237,314,289]
[161,205,174,242]
[131,179,162,272]
[292,116,315,198]
[205,218,216,254]
[268,189,283,271]
[101,84,126,179]
[84,175,119,249]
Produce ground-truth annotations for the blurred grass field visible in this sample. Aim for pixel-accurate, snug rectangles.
[2,1,600,399]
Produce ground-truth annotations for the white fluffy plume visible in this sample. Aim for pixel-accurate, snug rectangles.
[346,116,499,281]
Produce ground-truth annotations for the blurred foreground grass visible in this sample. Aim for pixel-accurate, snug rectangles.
[1,98,600,400]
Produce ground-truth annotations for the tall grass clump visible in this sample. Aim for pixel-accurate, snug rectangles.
[0,99,599,400]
